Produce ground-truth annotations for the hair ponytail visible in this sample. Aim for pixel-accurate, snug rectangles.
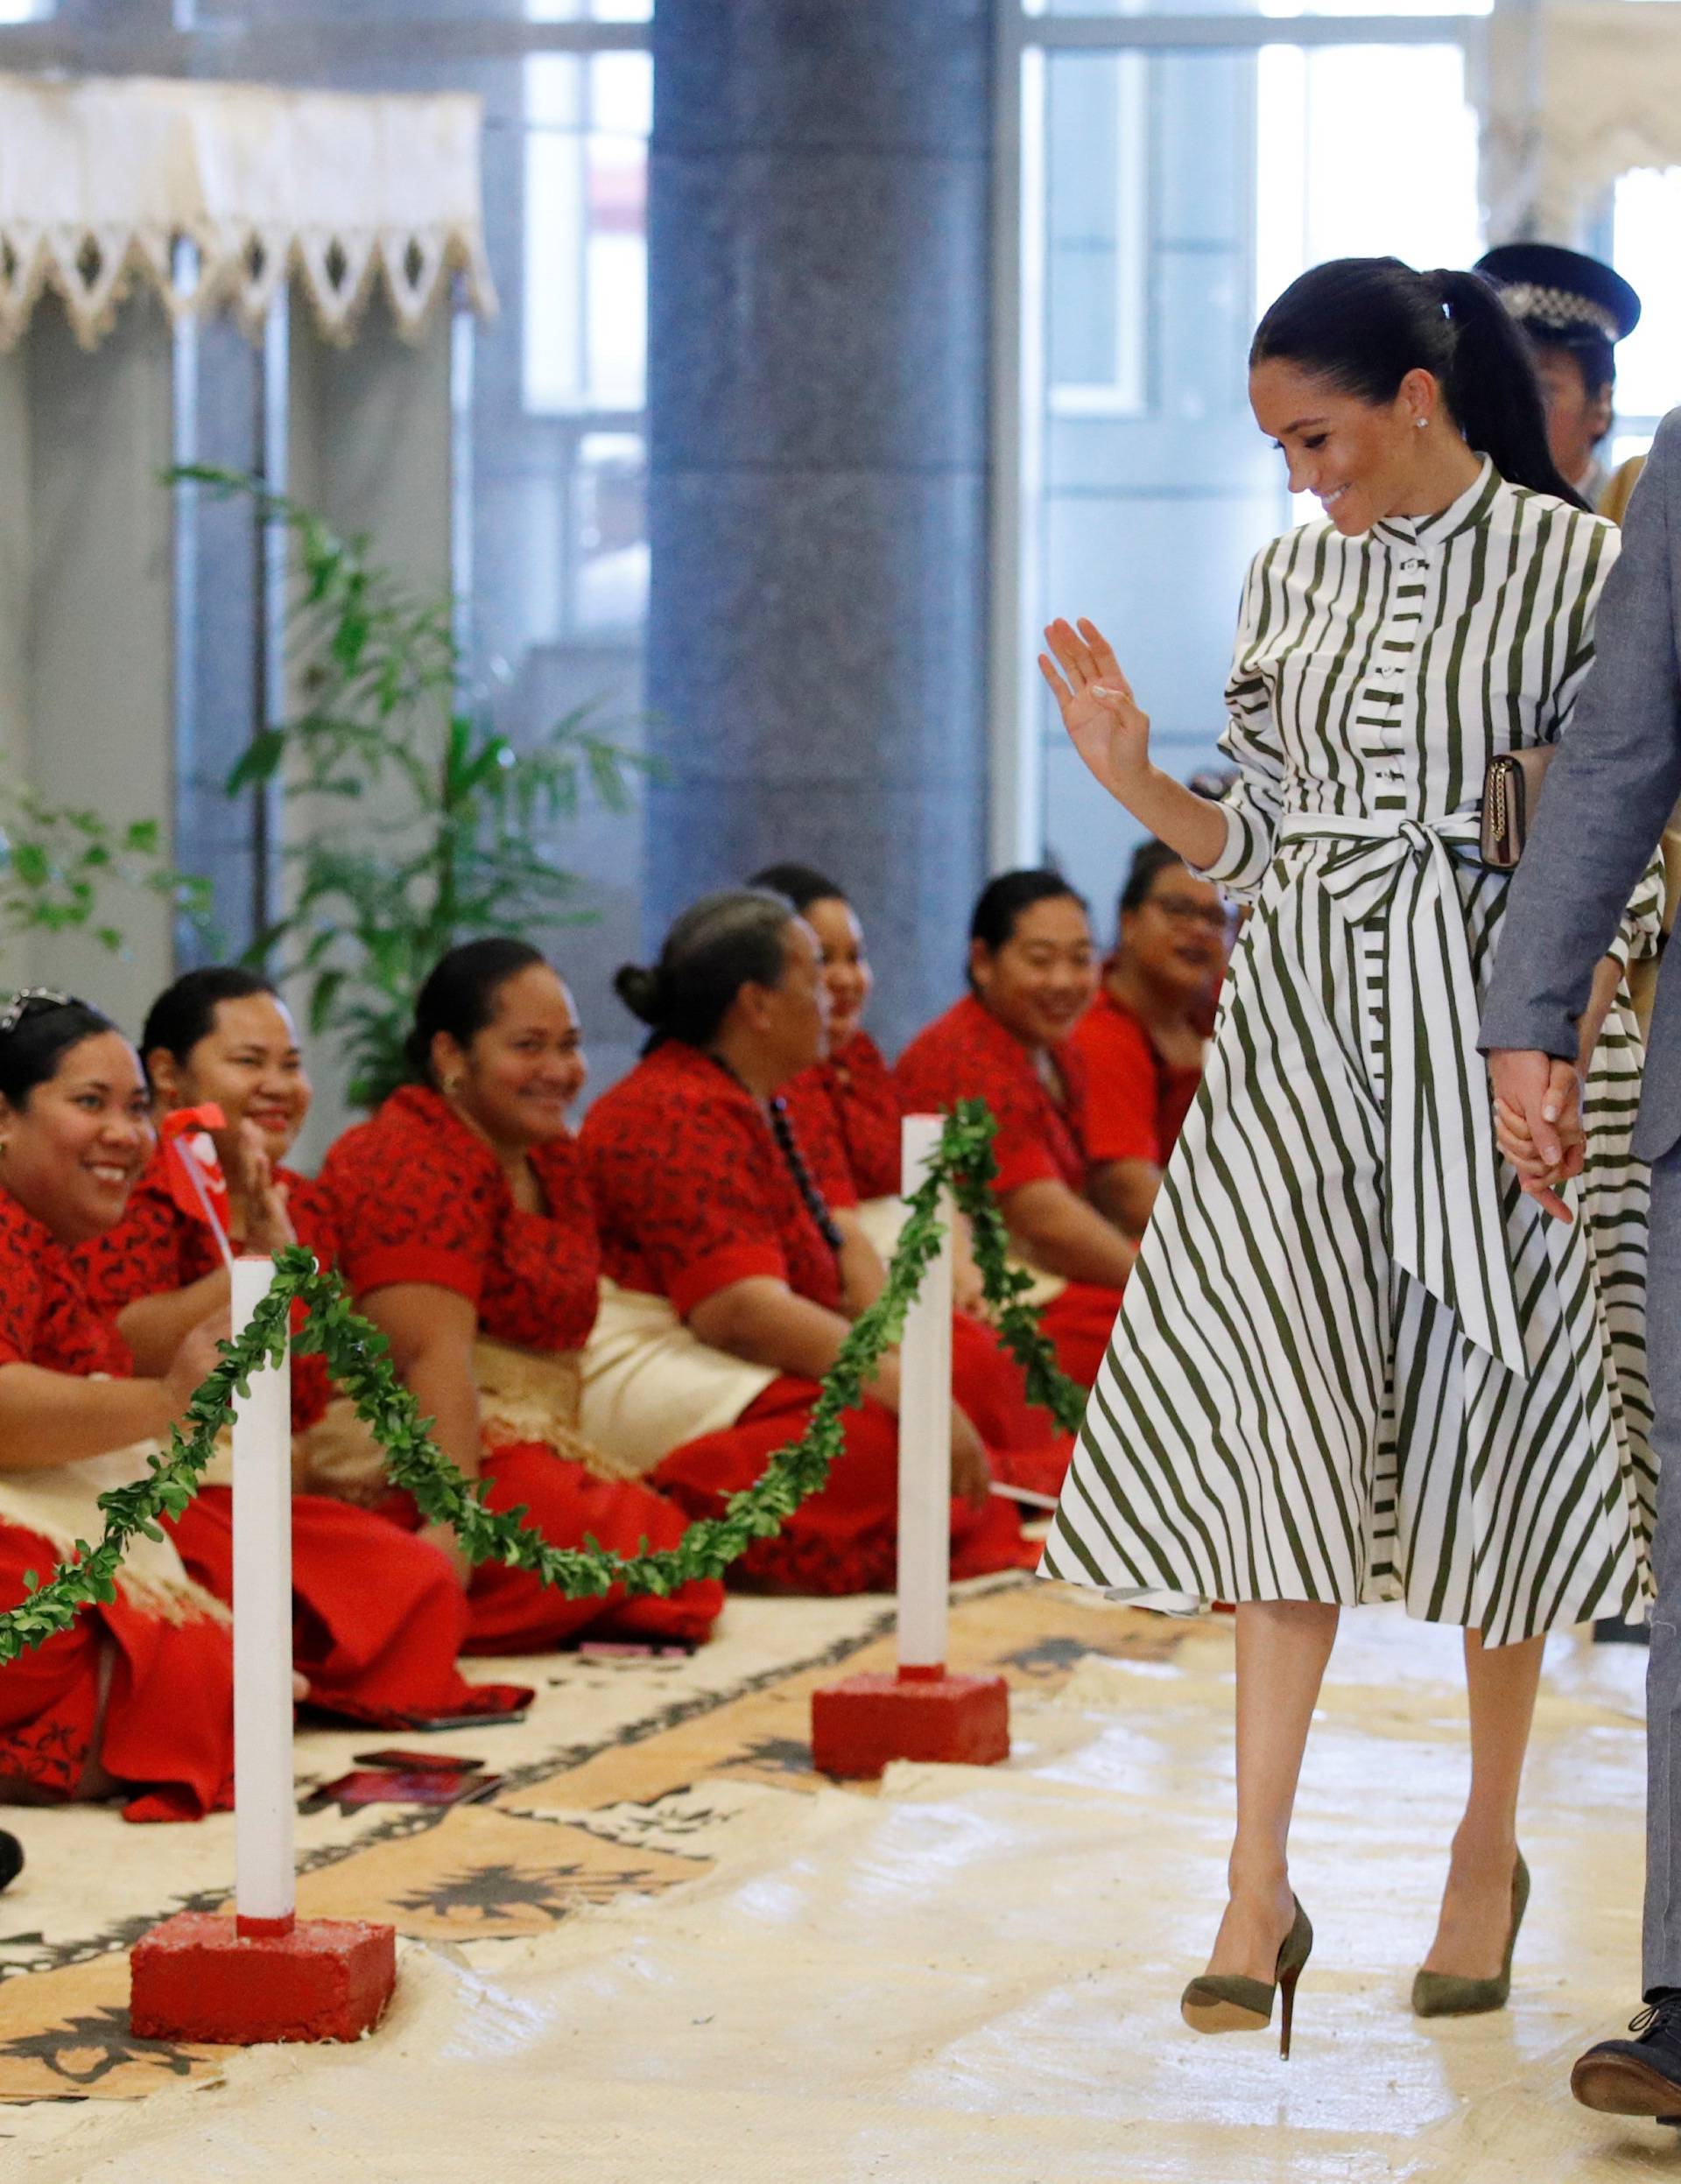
[1251,256,1590,513]
[1424,268,1588,509]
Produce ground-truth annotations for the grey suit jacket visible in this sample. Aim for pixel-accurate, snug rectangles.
[1481,409,1681,1163]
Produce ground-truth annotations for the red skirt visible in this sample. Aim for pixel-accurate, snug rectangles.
[654,1378,1038,1597]
[168,1489,531,1725]
[1039,1282,1125,1392]
[950,1312,1076,1502]
[381,1443,725,1655]
[0,1522,234,1824]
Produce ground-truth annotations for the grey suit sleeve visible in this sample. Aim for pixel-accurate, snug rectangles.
[1480,412,1681,1058]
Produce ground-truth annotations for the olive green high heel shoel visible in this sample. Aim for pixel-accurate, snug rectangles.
[1411,1852,1530,2019]
[1181,1898,1314,2061]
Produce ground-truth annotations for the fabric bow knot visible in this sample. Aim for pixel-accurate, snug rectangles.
[1277,809,1527,1379]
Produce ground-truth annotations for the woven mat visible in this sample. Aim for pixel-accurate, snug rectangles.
[0,1576,1180,2106]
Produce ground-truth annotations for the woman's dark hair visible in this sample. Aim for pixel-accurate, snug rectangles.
[0,992,121,1110]
[615,890,795,1049]
[748,862,848,917]
[141,966,279,1073]
[404,938,548,1084]
[1249,256,1589,511]
[970,869,1089,956]
[1118,839,1190,917]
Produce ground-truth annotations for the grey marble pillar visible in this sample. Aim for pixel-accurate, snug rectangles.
[645,0,994,1055]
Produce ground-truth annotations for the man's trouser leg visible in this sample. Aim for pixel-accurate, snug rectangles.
[1645,1142,1681,1996]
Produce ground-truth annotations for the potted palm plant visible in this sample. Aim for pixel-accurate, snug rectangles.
[178,467,644,1108]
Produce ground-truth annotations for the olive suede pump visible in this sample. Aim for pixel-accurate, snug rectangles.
[1180,1897,1314,2060]
[1412,1852,1530,2019]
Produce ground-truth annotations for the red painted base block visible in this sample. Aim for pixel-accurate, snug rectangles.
[130,1913,397,2046]
[810,1669,1010,1780]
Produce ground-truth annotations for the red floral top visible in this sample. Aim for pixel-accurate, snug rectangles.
[0,1189,134,1380]
[1068,991,1202,1167]
[784,1032,904,1203]
[75,1149,339,1429]
[320,1085,600,1354]
[580,1041,854,1317]
[893,994,1090,1197]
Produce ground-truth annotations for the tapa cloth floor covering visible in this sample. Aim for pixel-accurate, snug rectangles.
[0,1576,1671,2180]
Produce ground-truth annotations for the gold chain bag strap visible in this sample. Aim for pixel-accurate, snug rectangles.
[1480,745,1555,871]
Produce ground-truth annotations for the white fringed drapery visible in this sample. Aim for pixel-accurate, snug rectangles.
[0,73,496,350]
[1479,1,1681,241]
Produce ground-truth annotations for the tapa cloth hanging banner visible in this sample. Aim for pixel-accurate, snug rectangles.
[1478,2,1681,240]
[0,72,496,351]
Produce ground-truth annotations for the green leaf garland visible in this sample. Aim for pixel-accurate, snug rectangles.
[0,1101,1086,1660]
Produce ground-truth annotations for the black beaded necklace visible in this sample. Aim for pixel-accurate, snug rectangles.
[707,1050,844,1255]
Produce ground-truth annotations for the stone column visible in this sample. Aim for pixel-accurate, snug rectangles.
[646,0,994,1053]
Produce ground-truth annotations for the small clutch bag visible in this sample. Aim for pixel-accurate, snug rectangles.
[1480,744,1555,871]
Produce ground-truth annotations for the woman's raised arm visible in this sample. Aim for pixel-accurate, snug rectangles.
[1038,617,1231,872]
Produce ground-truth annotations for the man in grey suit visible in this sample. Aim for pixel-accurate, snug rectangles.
[1482,405,1681,2119]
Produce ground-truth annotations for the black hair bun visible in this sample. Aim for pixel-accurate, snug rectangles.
[613,964,664,1026]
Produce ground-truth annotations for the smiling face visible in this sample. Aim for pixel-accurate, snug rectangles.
[0,1030,155,1246]
[1118,863,1231,1004]
[804,895,873,1052]
[433,961,588,1155]
[1249,355,1444,536]
[148,991,312,1166]
[970,895,1099,1050]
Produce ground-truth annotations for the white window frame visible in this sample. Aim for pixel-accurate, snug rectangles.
[989,8,1492,871]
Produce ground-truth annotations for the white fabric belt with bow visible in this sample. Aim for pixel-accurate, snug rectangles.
[1276,809,1526,1379]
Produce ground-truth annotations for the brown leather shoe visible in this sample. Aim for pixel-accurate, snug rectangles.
[1572,1994,1681,2122]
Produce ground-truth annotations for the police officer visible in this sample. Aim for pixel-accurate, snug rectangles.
[1476,242,1643,517]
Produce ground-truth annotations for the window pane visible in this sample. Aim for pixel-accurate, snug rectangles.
[1026,1,1489,16]
[523,49,650,413]
[1612,169,1681,426]
[528,0,652,18]
[1026,39,1480,901]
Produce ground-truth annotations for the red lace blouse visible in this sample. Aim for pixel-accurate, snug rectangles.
[76,1150,339,1314]
[320,1085,600,1354]
[580,1040,853,1317]
[893,994,1090,1197]
[1068,990,1202,1168]
[75,1148,339,1429]
[784,1032,904,1203]
[0,1190,134,1379]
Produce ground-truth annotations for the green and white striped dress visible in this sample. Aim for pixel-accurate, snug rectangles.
[1044,460,1660,1644]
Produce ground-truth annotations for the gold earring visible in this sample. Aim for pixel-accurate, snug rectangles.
[443,1075,463,1099]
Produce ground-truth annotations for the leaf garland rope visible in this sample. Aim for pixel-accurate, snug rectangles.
[0,1101,1086,1662]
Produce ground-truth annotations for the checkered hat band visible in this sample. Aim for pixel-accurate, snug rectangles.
[1497,281,1621,343]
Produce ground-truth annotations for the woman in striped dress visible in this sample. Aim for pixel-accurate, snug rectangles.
[1038,258,1660,2038]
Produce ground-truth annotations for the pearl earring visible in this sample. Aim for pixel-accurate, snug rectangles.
[1416,417,1428,431]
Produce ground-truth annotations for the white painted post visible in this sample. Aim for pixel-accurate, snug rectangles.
[229,1255,296,1937]
[897,1115,953,1676]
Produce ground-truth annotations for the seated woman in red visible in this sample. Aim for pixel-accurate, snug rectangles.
[320,939,723,1654]
[581,889,1034,1594]
[0,990,235,1822]
[895,871,1133,1390]
[754,861,1073,1498]
[77,967,528,1725]
[1069,841,1225,1241]
[751,864,904,1211]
